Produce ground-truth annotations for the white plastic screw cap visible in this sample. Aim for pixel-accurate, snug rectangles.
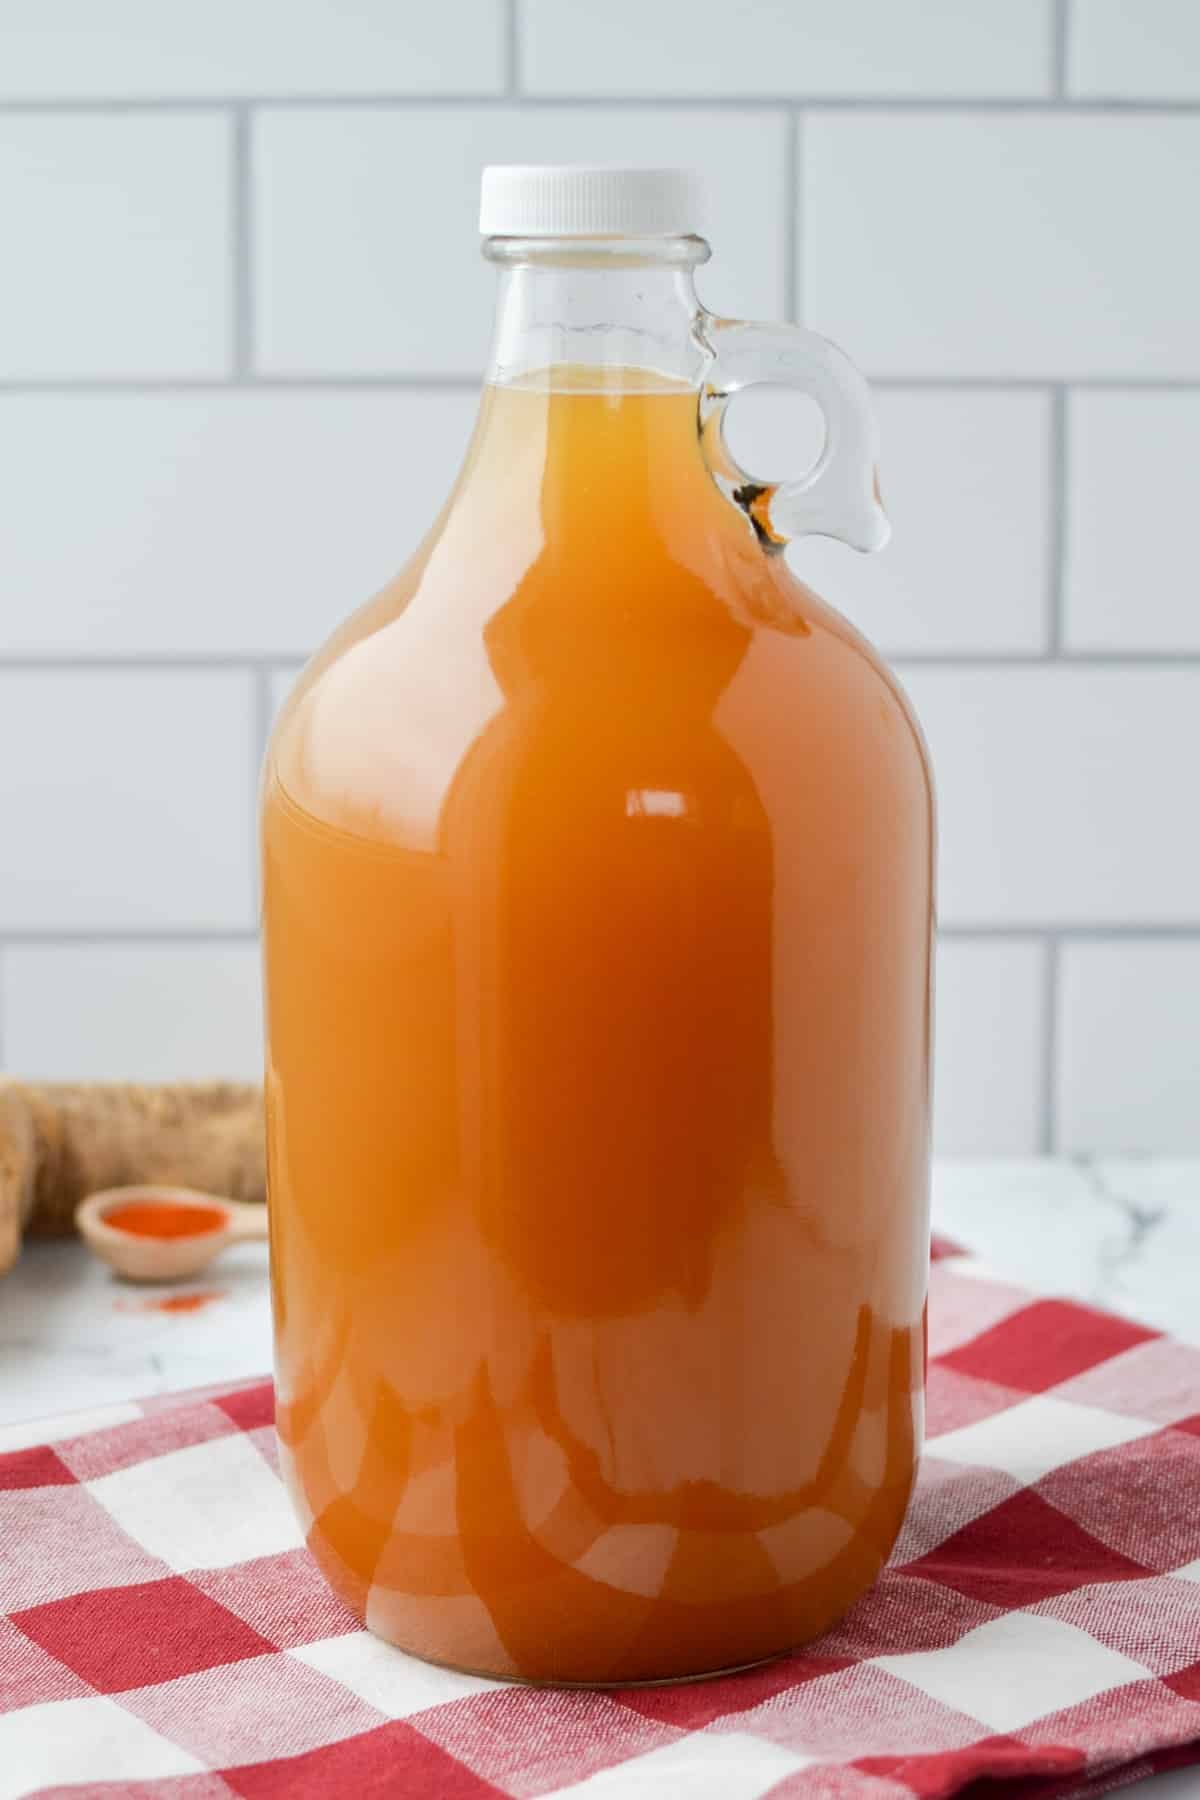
[479,165,704,238]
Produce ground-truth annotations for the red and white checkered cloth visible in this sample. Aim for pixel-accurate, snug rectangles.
[3,1238,1200,1799]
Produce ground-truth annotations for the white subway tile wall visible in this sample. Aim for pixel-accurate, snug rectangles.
[0,114,231,378]
[0,392,477,655]
[0,0,1196,1154]
[0,671,255,932]
[1057,942,1200,1153]
[933,940,1047,1155]
[520,0,1052,98]
[804,113,1200,379]
[270,668,304,728]
[0,1,506,99]
[253,107,787,374]
[1068,0,1200,100]
[905,667,1200,928]
[1065,392,1200,652]
[789,390,1053,655]
[2,945,263,1082]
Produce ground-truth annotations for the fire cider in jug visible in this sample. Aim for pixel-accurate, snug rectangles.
[263,165,934,1685]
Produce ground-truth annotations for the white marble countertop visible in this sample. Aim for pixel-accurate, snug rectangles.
[2,1158,1198,1796]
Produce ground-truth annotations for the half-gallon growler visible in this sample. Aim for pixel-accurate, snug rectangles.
[263,165,934,1685]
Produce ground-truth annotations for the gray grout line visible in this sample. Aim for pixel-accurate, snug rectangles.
[893,653,1198,668]
[1040,935,1061,1154]
[0,930,261,947]
[2,374,1197,396]
[1,93,1197,113]
[1052,0,1071,98]
[0,374,483,394]
[255,372,468,390]
[231,104,253,379]
[873,376,1200,391]
[784,109,801,324]
[2,652,1199,672]
[1047,385,1069,654]
[938,927,1052,942]
[2,652,1198,672]
[504,0,521,98]
[0,97,234,113]
[0,654,298,671]
[0,925,1195,949]
[938,924,1200,941]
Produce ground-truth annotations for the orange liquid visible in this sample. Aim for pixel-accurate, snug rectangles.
[262,371,933,1684]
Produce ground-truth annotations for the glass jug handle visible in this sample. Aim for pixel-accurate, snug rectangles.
[698,314,890,553]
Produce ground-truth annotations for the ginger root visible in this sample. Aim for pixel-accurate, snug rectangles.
[0,1079,264,1276]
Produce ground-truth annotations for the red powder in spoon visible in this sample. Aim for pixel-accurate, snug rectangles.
[104,1199,228,1239]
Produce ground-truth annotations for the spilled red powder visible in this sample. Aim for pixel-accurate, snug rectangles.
[104,1199,228,1239]
[141,1290,223,1314]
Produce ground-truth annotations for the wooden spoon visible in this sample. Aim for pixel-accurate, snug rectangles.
[75,1185,268,1283]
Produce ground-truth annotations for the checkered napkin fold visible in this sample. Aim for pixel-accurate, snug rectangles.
[3,1240,1200,1800]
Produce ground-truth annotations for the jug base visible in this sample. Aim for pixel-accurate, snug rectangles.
[361,1623,787,1691]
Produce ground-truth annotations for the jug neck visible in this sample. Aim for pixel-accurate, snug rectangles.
[482,235,711,390]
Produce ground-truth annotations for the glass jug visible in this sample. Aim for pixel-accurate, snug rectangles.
[262,165,934,1686]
